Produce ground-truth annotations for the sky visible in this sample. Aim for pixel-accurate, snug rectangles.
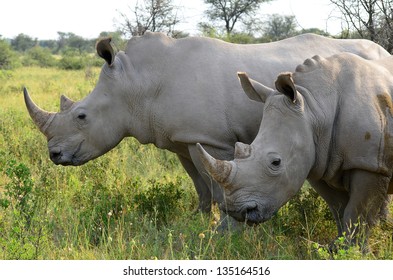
[1,0,343,40]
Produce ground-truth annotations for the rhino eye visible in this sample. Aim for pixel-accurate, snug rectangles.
[271,159,281,167]
[77,113,86,120]
[267,154,282,174]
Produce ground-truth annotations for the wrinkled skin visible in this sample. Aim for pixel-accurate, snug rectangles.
[24,32,390,227]
[198,54,393,243]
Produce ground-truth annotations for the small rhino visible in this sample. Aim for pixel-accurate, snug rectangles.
[198,53,393,243]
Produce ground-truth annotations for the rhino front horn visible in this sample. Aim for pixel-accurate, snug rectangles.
[23,87,55,137]
[196,143,236,187]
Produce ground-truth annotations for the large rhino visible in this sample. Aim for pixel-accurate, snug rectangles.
[198,53,393,242]
[24,31,390,223]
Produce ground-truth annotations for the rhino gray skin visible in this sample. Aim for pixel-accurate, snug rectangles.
[24,31,390,222]
[198,53,393,242]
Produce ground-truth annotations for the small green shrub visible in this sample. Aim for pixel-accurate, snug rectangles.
[0,154,51,259]
[134,179,184,226]
[22,46,57,68]
[280,184,335,240]
[59,55,85,70]
[0,157,34,221]
[58,49,102,70]
[0,39,20,70]
[65,180,133,246]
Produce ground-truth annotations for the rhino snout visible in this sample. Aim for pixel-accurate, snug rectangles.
[245,206,265,225]
[49,148,67,165]
[221,202,274,225]
[220,202,262,224]
[245,204,277,225]
[49,147,74,166]
[48,140,85,166]
[49,148,63,164]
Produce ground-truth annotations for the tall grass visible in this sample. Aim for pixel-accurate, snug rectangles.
[0,67,392,259]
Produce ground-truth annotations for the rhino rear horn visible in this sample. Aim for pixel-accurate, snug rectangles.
[60,94,75,111]
[196,143,236,187]
[23,87,56,137]
[234,142,251,159]
[96,37,115,67]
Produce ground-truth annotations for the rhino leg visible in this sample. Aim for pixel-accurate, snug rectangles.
[309,179,349,237]
[378,195,393,227]
[188,144,241,230]
[342,170,389,245]
[187,145,228,205]
[177,154,212,213]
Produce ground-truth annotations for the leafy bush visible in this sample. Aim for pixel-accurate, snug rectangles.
[0,39,20,70]
[134,179,184,226]
[69,180,135,246]
[22,46,57,67]
[266,183,337,259]
[58,48,102,70]
[59,55,85,70]
[0,154,52,259]
[59,54,102,70]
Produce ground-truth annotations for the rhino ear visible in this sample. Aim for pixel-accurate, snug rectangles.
[238,72,275,103]
[275,72,297,103]
[96,37,115,67]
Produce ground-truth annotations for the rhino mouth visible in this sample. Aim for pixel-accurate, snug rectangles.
[69,140,85,166]
[244,206,274,225]
[222,202,276,225]
[50,140,85,166]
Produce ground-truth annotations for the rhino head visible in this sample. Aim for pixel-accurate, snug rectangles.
[197,72,315,224]
[24,38,133,166]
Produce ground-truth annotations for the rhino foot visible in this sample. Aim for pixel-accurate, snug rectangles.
[378,195,392,227]
[379,216,393,230]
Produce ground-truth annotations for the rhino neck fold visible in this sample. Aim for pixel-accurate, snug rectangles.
[123,85,168,148]
[297,85,339,182]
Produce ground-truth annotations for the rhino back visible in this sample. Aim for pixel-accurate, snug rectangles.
[294,53,393,184]
[375,56,393,73]
[121,33,390,154]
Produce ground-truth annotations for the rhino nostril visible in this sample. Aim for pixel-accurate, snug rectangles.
[245,205,259,221]
[50,150,62,161]
[246,205,257,213]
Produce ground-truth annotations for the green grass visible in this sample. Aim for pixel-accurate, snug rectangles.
[1,67,392,260]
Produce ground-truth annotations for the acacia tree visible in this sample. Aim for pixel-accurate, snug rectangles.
[330,0,393,53]
[117,0,182,37]
[263,14,297,41]
[203,0,273,36]
[11,34,36,52]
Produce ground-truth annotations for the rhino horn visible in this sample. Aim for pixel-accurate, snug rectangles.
[60,94,75,111]
[23,87,55,137]
[196,143,236,187]
[234,142,251,159]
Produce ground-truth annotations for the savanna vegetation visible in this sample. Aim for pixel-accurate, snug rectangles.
[0,66,392,260]
[1,0,392,260]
